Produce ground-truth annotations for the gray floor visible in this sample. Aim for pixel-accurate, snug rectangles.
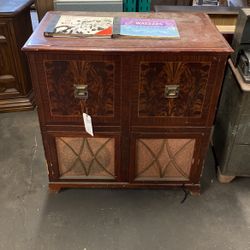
[0,110,250,250]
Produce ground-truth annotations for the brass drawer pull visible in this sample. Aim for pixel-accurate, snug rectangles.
[165,85,180,99]
[74,84,88,99]
[0,35,7,43]
[0,75,15,83]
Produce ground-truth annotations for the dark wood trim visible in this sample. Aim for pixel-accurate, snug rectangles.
[0,91,35,112]
[35,0,54,21]
[49,182,201,195]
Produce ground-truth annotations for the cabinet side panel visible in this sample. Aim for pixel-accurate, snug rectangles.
[213,65,243,173]
[227,144,250,175]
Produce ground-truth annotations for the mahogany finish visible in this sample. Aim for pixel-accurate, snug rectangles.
[0,0,35,112]
[23,11,232,194]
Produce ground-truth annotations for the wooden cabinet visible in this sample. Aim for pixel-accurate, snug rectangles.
[213,59,250,183]
[0,0,35,112]
[23,11,232,194]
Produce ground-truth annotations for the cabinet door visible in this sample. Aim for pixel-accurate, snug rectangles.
[128,53,221,127]
[130,129,210,183]
[34,53,121,125]
[45,131,121,182]
[0,21,19,97]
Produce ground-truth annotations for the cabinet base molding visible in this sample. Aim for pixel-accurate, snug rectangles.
[0,91,35,112]
[48,182,201,195]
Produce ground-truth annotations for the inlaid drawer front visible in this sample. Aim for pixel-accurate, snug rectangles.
[40,56,121,124]
[131,60,214,126]
[55,136,117,180]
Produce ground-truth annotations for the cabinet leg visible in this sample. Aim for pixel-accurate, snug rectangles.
[49,184,61,193]
[186,185,201,196]
[217,168,236,183]
[189,190,201,196]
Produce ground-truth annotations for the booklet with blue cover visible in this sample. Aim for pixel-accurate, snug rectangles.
[113,17,180,39]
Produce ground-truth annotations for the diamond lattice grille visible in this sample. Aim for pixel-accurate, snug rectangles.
[56,137,115,178]
[136,138,195,180]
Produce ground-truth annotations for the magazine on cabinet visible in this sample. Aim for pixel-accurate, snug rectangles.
[112,17,180,39]
[44,15,180,39]
[44,15,114,38]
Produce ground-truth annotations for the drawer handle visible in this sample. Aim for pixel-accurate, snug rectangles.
[0,75,15,83]
[164,85,179,99]
[0,35,6,43]
[74,84,88,99]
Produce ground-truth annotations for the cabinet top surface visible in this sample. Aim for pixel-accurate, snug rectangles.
[0,0,34,15]
[23,11,232,53]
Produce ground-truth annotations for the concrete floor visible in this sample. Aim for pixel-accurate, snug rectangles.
[0,110,250,250]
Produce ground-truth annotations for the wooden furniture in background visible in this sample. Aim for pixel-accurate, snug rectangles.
[213,60,250,183]
[155,5,239,44]
[0,0,35,112]
[151,0,193,9]
[23,11,232,194]
[35,0,54,21]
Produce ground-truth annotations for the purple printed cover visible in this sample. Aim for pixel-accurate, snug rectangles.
[120,17,177,27]
[118,17,180,38]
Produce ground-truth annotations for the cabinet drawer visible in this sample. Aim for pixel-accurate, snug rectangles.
[0,21,18,94]
[130,54,220,127]
[45,131,121,182]
[35,54,121,125]
[130,129,210,183]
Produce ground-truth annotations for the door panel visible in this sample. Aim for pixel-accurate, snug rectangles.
[35,53,121,125]
[0,21,19,96]
[128,53,219,127]
[45,131,121,182]
[130,129,210,183]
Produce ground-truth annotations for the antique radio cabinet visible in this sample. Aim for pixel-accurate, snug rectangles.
[23,11,232,194]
